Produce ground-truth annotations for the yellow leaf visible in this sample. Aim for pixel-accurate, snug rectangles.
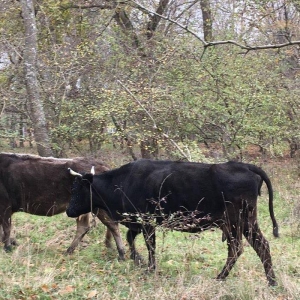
[87,290,98,298]
[59,285,74,295]
[41,284,49,292]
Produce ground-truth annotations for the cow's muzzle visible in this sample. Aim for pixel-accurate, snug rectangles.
[66,208,78,218]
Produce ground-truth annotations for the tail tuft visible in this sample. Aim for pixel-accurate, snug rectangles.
[273,227,279,238]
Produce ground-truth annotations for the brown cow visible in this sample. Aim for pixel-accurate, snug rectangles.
[0,153,125,259]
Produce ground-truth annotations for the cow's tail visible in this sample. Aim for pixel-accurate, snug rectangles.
[248,164,279,238]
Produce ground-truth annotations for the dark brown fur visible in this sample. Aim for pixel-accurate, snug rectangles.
[0,153,125,259]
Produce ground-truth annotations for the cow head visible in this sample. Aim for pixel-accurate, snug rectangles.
[66,167,95,218]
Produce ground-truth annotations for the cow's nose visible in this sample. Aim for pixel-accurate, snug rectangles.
[66,208,76,218]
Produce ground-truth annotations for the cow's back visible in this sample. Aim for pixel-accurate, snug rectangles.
[96,160,220,218]
[95,160,262,221]
[210,161,261,203]
[137,160,217,212]
[0,153,108,216]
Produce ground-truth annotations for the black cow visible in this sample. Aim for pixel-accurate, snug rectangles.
[0,152,125,259]
[66,159,279,286]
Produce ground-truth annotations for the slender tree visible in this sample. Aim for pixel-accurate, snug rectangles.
[20,0,53,156]
[200,0,212,41]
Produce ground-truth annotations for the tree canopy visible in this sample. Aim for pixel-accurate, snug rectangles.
[0,0,299,159]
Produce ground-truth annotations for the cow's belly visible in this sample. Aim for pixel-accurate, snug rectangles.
[160,211,224,232]
[119,211,224,233]
[19,202,67,216]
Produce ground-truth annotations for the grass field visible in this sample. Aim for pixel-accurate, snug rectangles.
[0,158,299,299]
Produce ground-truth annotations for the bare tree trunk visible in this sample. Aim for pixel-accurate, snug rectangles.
[111,114,138,160]
[20,0,53,157]
[146,0,170,39]
[114,9,140,49]
[200,0,213,41]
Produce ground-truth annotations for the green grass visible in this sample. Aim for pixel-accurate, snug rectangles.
[0,160,299,299]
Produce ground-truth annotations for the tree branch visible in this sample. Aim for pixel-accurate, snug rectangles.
[0,100,6,118]
[131,0,300,51]
[60,2,116,10]
[110,113,138,161]
[116,80,191,161]
[146,0,170,39]
[114,8,140,48]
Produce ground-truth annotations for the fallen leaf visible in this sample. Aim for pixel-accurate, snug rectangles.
[41,284,49,292]
[87,290,98,298]
[59,285,74,295]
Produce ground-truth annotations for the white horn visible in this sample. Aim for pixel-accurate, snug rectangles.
[68,168,83,177]
[91,166,95,175]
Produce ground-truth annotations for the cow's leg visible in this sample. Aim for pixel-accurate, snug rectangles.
[243,212,277,286]
[0,226,3,242]
[142,225,156,271]
[126,229,144,265]
[66,213,90,254]
[0,225,17,247]
[95,209,125,261]
[1,211,13,252]
[217,226,243,280]
[104,228,113,249]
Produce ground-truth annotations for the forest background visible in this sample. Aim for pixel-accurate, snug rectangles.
[0,0,300,161]
[0,1,300,299]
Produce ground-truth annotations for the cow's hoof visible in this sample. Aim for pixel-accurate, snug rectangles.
[4,245,13,252]
[130,253,144,266]
[144,266,155,274]
[215,275,226,282]
[268,279,277,287]
[135,256,145,266]
[65,247,74,255]
[10,238,18,246]
[105,240,113,249]
[118,254,126,261]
